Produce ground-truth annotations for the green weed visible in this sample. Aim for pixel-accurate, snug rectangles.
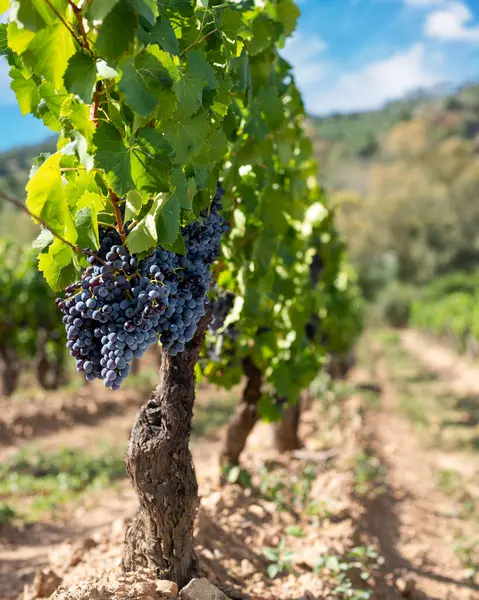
[263,538,296,578]
[352,452,387,496]
[0,446,126,521]
[314,545,382,600]
[258,463,317,514]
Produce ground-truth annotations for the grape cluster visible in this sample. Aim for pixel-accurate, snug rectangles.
[305,315,320,342]
[156,188,228,355]
[57,186,227,389]
[209,291,235,332]
[310,252,324,287]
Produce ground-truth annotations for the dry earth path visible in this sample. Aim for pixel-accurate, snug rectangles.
[359,335,479,600]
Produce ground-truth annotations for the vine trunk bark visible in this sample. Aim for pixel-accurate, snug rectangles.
[274,400,304,453]
[0,344,20,397]
[36,329,66,390]
[122,313,210,587]
[220,357,263,466]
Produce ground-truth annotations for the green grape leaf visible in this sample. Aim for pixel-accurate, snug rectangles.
[245,103,269,140]
[0,24,7,56]
[76,191,106,213]
[119,51,171,117]
[128,0,158,24]
[87,0,119,21]
[75,207,100,250]
[165,233,185,255]
[61,97,95,141]
[93,123,134,196]
[124,190,146,222]
[131,128,172,192]
[209,129,228,164]
[164,113,208,164]
[64,51,98,104]
[257,395,282,423]
[126,211,158,254]
[276,0,300,36]
[36,81,67,132]
[248,16,275,56]
[16,0,48,31]
[7,22,35,54]
[173,51,214,119]
[259,86,284,130]
[150,17,180,55]
[9,68,40,116]
[170,167,190,210]
[38,239,77,291]
[22,24,76,89]
[32,229,54,252]
[96,0,138,63]
[156,190,181,245]
[219,8,242,39]
[26,153,76,243]
[212,77,232,117]
[187,50,218,90]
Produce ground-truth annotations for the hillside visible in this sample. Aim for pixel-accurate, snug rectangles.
[308,82,479,295]
[309,82,479,190]
[0,137,56,243]
[0,136,56,200]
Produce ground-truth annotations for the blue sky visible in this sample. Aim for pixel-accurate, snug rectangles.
[1,0,479,150]
[282,0,479,115]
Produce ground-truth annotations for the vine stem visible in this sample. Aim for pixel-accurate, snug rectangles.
[181,27,218,56]
[44,0,84,49]
[90,82,102,126]
[66,0,93,55]
[0,191,107,266]
[109,190,127,245]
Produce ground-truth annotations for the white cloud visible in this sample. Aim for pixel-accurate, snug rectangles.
[302,44,443,115]
[425,1,479,42]
[281,33,327,94]
[0,58,14,105]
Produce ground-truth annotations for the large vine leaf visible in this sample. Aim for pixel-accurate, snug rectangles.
[93,123,134,195]
[164,113,209,164]
[22,24,76,89]
[9,68,40,116]
[64,51,98,104]
[96,0,138,63]
[26,153,76,244]
[119,51,172,117]
[38,239,77,291]
[173,50,216,119]
[150,17,180,55]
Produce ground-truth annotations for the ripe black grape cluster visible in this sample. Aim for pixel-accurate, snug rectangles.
[305,315,319,343]
[57,186,227,389]
[310,252,324,287]
[209,291,235,332]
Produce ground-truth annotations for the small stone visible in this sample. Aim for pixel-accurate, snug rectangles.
[179,578,230,600]
[32,568,63,598]
[396,577,416,596]
[156,580,179,597]
[240,559,255,576]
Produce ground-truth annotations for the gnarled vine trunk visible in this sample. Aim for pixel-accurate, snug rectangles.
[220,357,262,467]
[274,399,304,453]
[0,344,20,397]
[36,329,66,390]
[122,313,210,587]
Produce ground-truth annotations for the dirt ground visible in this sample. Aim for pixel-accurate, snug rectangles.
[1,331,479,600]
